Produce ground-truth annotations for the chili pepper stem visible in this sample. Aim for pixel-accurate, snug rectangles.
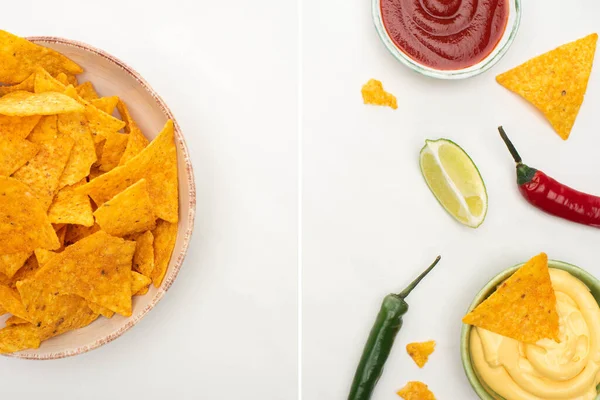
[398,256,441,299]
[498,126,523,164]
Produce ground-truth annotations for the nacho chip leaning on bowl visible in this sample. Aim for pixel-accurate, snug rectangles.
[98,131,128,172]
[91,96,119,115]
[0,324,40,353]
[117,100,149,165]
[0,134,39,176]
[131,271,151,295]
[75,81,99,101]
[87,302,115,319]
[151,220,178,287]
[0,91,83,116]
[0,177,60,254]
[130,230,155,278]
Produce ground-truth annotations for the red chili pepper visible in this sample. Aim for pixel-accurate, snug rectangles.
[499,126,600,228]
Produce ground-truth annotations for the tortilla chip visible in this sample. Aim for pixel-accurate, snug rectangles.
[361,79,398,109]
[0,30,82,84]
[0,72,35,96]
[0,324,40,353]
[26,231,135,316]
[98,132,128,172]
[0,134,39,176]
[76,81,99,101]
[131,271,151,295]
[64,223,101,245]
[5,316,28,326]
[0,115,41,138]
[131,230,154,278]
[151,220,177,287]
[463,253,559,344]
[91,96,119,115]
[34,67,66,93]
[27,115,58,143]
[406,341,436,368]
[87,302,115,319]
[0,284,30,321]
[78,120,178,222]
[135,286,149,296]
[57,106,96,188]
[0,305,5,315]
[84,103,126,143]
[12,134,75,210]
[94,178,157,237]
[497,34,598,140]
[397,381,436,400]
[7,255,39,287]
[55,72,69,86]
[117,100,149,165]
[34,249,56,266]
[0,177,59,253]
[0,252,31,278]
[48,180,94,227]
[0,91,84,116]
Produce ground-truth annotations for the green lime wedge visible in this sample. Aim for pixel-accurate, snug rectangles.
[419,139,487,228]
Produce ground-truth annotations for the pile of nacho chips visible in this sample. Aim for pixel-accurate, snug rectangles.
[0,30,179,353]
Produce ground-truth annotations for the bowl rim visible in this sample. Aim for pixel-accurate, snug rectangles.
[460,259,600,399]
[371,0,522,80]
[4,36,197,360]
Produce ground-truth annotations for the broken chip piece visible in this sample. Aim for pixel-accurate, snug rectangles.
[361,79,398,109]
[406,340,435,368]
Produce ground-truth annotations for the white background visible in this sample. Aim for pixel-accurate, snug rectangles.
[302,1,600,399]
[3,1,297,399]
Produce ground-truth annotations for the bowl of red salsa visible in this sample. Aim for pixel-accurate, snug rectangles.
[373,0,521,79]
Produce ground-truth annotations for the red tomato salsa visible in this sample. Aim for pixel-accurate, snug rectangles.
[380,0,509,70]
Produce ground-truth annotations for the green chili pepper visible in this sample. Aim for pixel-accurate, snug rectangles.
[348,256,441,400]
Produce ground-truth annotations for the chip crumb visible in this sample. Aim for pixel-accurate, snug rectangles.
[397,381,436,400]
[361,79,398,109]
[406,340,435,368]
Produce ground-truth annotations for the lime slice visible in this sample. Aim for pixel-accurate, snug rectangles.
[419,139,487,228]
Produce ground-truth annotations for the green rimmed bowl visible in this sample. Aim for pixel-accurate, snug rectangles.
[460,260,600,399]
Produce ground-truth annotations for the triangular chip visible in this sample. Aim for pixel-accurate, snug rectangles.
[397,381,436,400]
[0,251,31,278]
[47,180,94,227]
[76,81,99,101]
[0,72,35,96]
[463,253,559,344]
[151,219,177,287]
[131,271,151,295]
[27,115,58,143]
[91,96,119,115]
[87,301,115,319]
[0,30,82,84]
[0,324,40,353]
[406,341,435,368]
[34,248,56,266]
[23,231,135,316]
[12,134,75,210]
[0,134,39,176]
[117,100,149,165]
[497,34,598,140]
[55,72,69,85]
[7,255,39,288]
[361,79,397,109]
[64,223,101,245]
[131,230,154,278]
[34,67,66,93]
[0,115,41,138]
[77,120,178,222]
[98,131,128,172]
[0,284,30,321]
[94,178,157,236]
[0,91,84,116]
[0,177,59,253]
[5,316,29,326]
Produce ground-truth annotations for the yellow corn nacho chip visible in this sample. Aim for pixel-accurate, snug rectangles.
[0,72,35,96]
[76,81,99,101]
[406,341,435,368]
[0,134,39,176]
[94,178,157,237]
[0,251,31,279]
[0,284,30,321]
[55,72,69,86]
[0,305,5,315]
[65,74,78,86]
[0,177,59,253]
[27,231,135,316]
[34,67,66,93]
[361,79,398,109]
[34,249,56,266]
[497,34,598,140]
[0,115,41,138]
[85,104,126,143]
[5,316,29,326]
[12,134,75,210]
[87,302,115,319]
[117,100,149,165]
[78,120,178,222]
[463,253,559,344]
[135,286,149,296]
[64,223,101,245]
[98,132,128,172]
[131,230,154,278]
[0,91,84,116]
[0,30,82,85]
[48,180,94,227]
[151,219,177,287]
[397,381,436,400]
[131,271,151,295]
[7,255,39,288]
[57,105,97,188]
[0,324,40,353]
[27,115,58,143]
[91,96,119,115]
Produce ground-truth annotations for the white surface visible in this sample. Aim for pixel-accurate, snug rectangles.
[2,1,297,399]
[302,1,600,399]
